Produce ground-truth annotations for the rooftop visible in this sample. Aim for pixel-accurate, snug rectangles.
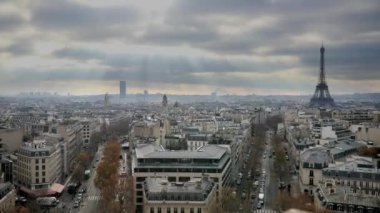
[301,147,332,164]
[135,144,228,160]
[317,181,380,208]
[144,178,215,202]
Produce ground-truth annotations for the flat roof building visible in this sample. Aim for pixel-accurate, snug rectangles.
[132,144,232,213]
[143,178,217,213]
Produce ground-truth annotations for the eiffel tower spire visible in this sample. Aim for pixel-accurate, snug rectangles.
[310,44,335,107]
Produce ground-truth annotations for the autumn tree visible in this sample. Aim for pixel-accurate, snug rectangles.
[357,147,380,158]
[94,138,122,212]
[108,176,135,213]
[221,187,239,212]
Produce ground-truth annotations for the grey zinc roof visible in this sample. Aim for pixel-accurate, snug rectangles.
[144,178,215,202]
[135,143,227,159]
[145,178,213,194]
[319,183,380,208]
[301,147,332,164]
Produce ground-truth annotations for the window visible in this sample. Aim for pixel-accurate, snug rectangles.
[42,159,45,163]
[36,178,39,183]
[174,208,178,213]
[180,208,184,213]
[158,208,161,213]
[150,208,154,213]
[190,208,194,213]
[42,178,45,182]
[309,178,314,186]
[309,170,314,177]
[35,172,39,177]
[42,165,45,170]
[36,159,39,163]
[42,171,45,176]
[167,208,171,213]
[35,166,39,170]
[197,208,202,213]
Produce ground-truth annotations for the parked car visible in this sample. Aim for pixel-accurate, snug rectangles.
[250,193,256,199]
[278,181,286,190]
[256,202,262,209]
[36,197,59,207]
[241,191,247,199]
[73,201,80,208]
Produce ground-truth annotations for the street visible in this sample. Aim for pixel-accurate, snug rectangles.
[78,144,103,213]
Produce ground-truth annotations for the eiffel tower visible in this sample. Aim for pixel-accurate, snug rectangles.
[310,44,335,107]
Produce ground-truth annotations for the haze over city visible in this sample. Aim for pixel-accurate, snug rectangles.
[0,0,379,96]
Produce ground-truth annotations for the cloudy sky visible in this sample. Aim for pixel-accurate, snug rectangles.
[0,0,379,96]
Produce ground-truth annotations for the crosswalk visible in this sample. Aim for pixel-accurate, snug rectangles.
[87,196,101,201]
[253,209,279,213]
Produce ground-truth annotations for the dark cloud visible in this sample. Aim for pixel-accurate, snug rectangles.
[1,40,33,55]
[51,47,294,73]
[1,0,380,94]
[52,47,105,60]
[270,41,380,81]
[0,13,25,31]
[31,0,139,40]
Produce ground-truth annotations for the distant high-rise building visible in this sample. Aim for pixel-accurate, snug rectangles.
[310,44,335,107]
[104,93,110,109]
[162,94,168,107]
[119,81,126,98]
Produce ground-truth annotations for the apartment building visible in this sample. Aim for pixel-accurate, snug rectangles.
[133,121,160,139]
[0,182,15,213]
[315,179,380,213]
[143,178,217,213]
[351,124,380,146]
[299,147,333,195]
[81,119,99,146]
[13,138,62,193]
[322,156,380,195]
[132,144,232,213]
[57,122,82,173]
[0,128,23,153]
[332,109,374,124]
[187,134,210,151]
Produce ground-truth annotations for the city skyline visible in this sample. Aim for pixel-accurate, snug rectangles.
[0,0,379,96]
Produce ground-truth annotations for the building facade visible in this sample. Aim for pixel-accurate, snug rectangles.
[143,178,217,213]
[13,139,62,191]
[299,147,333,195]
[0,182,15,213]
[132,144,232,213]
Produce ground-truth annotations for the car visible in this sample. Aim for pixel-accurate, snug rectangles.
[20,197,27,203]
[256,203,262,209]
[236,179,241,185]
[78,188,84,193]
[263,155,266,159]
[73,202,80,208]
[285,155,289,161]
[241,192,246,199]
[278,181,286,190]
[269,154,272,158]
[254,181,259,186]
[250,193,256,199]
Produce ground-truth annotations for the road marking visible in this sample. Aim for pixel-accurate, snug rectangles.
[87,196,101,201]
